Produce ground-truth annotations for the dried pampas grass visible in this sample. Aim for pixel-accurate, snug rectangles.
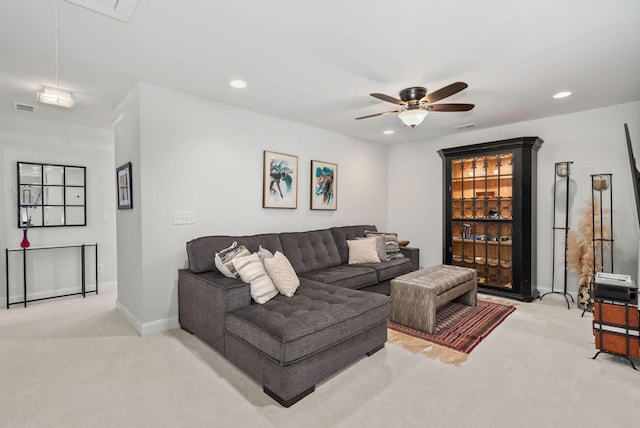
[567,196,611,309]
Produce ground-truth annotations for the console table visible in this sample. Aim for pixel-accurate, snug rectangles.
[5,243,98,308]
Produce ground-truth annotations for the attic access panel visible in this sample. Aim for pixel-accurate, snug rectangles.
[64,0,140,22]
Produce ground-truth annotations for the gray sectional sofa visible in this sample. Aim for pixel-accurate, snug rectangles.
[178,225,419,407]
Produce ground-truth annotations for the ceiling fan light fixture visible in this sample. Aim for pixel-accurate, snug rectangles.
[37,87,77,108]
[398,109,428,128]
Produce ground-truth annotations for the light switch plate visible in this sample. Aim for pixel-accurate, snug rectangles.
[173,211,195,225]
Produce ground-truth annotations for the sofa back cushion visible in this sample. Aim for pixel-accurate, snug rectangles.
[280,229,342,274]
[330,225,378,265]
[186,233,284,273]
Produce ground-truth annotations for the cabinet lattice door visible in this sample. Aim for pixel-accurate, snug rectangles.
[438,137,543,301]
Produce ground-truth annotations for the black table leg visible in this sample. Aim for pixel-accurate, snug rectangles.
[23,248,27,307]
[95,244,99,294]
[81,245,86,298]
[5,249,9,309]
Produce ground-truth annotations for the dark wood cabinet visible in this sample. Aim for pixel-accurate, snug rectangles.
[438,137,543,301]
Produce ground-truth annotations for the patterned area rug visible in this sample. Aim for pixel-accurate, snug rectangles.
[387,299,516,366]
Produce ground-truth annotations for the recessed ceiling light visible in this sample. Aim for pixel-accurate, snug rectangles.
[553,91,572,99]
[383,130,394,135]
[230,80,247,89]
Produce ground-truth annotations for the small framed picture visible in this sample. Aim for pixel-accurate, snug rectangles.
[263,151,298,209]
[311,160,337,210]
[116,162,133,209]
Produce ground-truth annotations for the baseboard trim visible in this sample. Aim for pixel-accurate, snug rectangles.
[3,281,117,306]
[99,281,117,292]
[115,299,179,336]
[140,315,180,336]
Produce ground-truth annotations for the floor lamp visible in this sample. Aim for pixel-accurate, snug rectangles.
[541,161,574,308]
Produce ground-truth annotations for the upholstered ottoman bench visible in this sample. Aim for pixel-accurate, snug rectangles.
[390,265,477,334]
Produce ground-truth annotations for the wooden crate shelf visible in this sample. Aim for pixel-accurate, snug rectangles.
[593,300,640,360]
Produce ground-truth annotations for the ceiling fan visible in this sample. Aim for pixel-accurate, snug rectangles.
[355,81,474,128]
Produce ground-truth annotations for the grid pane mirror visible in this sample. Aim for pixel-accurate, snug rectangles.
[17,162,87,227]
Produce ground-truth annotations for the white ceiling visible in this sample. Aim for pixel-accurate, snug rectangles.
[1,0,639,144]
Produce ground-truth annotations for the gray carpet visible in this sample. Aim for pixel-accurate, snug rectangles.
[1,290,638,428]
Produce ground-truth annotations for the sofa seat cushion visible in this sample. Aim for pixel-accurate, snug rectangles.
[225,280,391,365]
[357,257,414,282]
[299,265,378,290]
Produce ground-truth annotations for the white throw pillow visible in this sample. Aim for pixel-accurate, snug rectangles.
[214,241,251,278]
[356,234,390,262]
[264,251,300,297]
[232,253,278,304]
[347,237,380,264]
[257,245,274,261]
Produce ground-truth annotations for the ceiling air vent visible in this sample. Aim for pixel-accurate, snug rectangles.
[454,123,476,130]
[13,102,36,113]
[65,0,140,23]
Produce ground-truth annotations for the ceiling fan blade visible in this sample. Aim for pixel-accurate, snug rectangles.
[425,82,468,104]
[427,103,475,112]
[370,93,405,106]
[355,110,402,120]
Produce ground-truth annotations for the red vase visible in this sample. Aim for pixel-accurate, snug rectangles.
[20,229,30,248]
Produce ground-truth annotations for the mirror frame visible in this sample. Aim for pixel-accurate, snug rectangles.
[17,161,87,227]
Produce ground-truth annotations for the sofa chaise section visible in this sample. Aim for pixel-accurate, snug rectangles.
[225,279,390,405]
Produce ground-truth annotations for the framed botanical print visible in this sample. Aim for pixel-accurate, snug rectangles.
[263,151,298,209]
[311,160,337,210]
[116,162,133,209]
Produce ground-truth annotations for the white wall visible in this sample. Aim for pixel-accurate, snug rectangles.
[114,85,144,329]
[0,113,117,305]
[114,82,389,334]
[388,101,640,297]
